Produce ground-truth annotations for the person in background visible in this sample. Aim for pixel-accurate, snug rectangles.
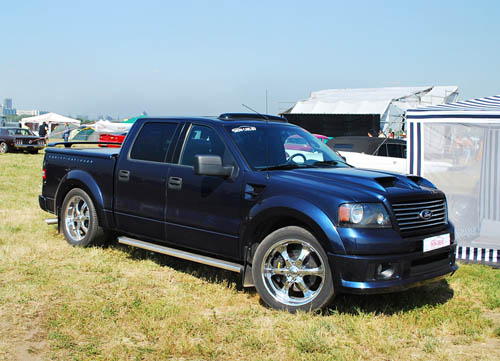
[63,123,71,142]
[38,122,48,139]
[378,130,385,138]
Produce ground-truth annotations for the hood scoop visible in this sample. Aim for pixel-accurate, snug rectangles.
[375,176,398,189]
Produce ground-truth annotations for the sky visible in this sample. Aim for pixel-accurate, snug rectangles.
[1,0,499,118]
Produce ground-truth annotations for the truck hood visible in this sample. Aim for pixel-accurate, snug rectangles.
[269,167,441,203]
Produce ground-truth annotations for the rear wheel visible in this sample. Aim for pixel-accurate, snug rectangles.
[61,188,104,247]
[252,226,335,312]
[0,142,9,154]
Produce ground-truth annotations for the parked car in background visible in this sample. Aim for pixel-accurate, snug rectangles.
[98,132,127,148]
[327,136,407,173]
[0,127,46,154]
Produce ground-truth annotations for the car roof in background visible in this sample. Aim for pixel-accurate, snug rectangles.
[326,136,405,153]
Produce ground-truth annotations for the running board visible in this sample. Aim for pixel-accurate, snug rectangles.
[118,236,243,273]
[45,218,58,225]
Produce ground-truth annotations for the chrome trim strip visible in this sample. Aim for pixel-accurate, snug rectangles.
[399,221,447,230]
[118,236,243,273]
[392,199,444,207]
[45,218,58,225]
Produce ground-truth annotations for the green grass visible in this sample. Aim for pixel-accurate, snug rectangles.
[0,151,499,360]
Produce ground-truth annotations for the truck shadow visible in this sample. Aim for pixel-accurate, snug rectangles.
[112,243,454,315]
[113,243,243,289]
[323,280,454,316]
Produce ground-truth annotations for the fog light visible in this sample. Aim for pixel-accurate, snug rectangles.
[376,262,395,279]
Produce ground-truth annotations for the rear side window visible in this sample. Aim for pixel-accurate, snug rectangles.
[377,144,388,156]
[387,143,403,158]
[130,122,178,162]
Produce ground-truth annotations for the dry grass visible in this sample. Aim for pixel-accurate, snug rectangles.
[0,151,499,360]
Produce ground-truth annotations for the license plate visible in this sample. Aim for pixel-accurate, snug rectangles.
[423,233,450,252]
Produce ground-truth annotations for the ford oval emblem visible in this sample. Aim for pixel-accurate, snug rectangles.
[419,209,433,220]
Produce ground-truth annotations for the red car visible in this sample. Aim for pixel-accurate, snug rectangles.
[98,132,127,148]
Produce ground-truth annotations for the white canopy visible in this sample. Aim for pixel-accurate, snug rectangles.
[93,120,132,133]
[288,86,459,115]
[21,112,81,126]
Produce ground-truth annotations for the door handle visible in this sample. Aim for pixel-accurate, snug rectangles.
[118,169,130,182]
[168,176,182,190]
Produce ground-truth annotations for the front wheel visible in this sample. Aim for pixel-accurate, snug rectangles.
[61,188,104,247]
[252,226,335,312]
[0,142,9,153]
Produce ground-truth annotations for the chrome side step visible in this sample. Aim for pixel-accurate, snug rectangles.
[118,236,243,273]
[45,218,58,225]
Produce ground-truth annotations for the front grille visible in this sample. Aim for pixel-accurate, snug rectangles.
[391,198,447,233]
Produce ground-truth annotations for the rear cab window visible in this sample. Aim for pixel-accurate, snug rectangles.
[130,122,178,162]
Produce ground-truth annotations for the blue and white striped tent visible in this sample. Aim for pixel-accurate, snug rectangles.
[407,95,500,266]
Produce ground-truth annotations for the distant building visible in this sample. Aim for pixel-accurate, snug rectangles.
[2,108,16,115]
[17,109,42,116]
[3,98,12,109]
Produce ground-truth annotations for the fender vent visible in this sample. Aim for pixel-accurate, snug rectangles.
[244,184,265,201]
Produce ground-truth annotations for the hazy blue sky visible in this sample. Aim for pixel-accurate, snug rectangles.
[1,0,499,118]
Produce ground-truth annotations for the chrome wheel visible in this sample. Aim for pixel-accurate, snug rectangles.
[0,142,7,153]
[64,195,90,242]
[261,239,326,307]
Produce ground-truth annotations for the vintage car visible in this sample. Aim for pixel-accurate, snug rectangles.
[0,127,46,154]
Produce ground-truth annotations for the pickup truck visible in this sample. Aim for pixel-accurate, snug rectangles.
[39,113,457,312]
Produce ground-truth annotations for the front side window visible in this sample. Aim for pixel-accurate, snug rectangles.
[180,125,233,167]
[130,122,178,162]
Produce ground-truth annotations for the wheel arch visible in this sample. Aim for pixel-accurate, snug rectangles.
[241,197,345,261]
[55,170,108,228]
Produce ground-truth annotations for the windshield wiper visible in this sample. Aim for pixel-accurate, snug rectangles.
[257,163,309,171]
[311,160,341,167]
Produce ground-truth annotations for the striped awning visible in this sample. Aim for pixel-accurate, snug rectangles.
[406,95,500,121]
[406,94,500,176]
[406,95,500,253]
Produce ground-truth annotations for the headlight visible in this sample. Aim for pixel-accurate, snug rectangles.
[338,203,392,228]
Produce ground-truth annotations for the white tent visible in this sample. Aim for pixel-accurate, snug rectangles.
[407,95,500,266]
[93,120,132,133]
[287,86,458,132]
[21,112,80,134]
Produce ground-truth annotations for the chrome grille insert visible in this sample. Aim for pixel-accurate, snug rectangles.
[392,198,447,233]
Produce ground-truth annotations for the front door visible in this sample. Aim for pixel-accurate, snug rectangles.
[166,124,243,259]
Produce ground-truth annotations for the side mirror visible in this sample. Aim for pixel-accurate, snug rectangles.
[194,155,233,177]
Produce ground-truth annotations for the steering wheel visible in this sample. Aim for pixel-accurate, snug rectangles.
[289,153,307,164]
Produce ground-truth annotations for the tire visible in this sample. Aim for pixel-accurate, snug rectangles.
[0,142,9,154]
[61,188,105,247]
[252,226,335,312]
[29,149,38,154]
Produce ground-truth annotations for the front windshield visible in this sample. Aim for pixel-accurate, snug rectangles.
[8,129,32,136]
[225,123,348,170]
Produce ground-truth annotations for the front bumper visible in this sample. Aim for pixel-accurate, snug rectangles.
[329,244,457,294]
[14,144,45,150]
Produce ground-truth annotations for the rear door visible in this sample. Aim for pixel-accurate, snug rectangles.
[165,123,243,259]
[114,120,180,241]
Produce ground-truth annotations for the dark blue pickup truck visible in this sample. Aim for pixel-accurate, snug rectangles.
[39,113,457,311]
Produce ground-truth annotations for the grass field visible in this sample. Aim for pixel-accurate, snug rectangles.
[0,151,499,361]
